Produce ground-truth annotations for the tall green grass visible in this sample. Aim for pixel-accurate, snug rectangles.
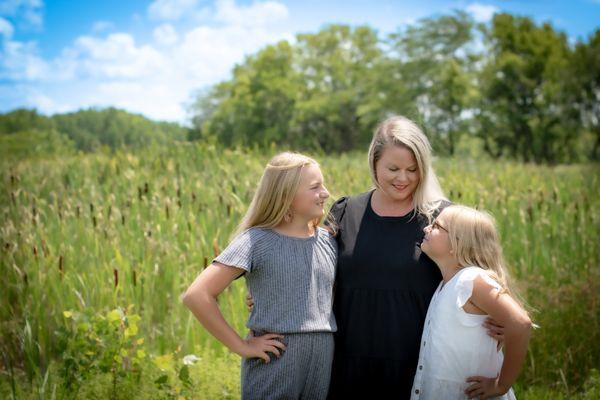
[1,143,598,398]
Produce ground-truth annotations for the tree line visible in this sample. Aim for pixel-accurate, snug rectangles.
[189,11,599,164]
[0,107,188,160]
[2,12,598,164]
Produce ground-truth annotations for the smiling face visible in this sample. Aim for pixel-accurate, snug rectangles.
[421,209,453,260]
[375,144,420,202]
[290,163,330,220]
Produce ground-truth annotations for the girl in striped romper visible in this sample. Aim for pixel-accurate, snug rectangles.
[182,152,337,400]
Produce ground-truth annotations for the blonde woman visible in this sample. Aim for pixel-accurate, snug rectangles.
[182,152,337,399]
[412,205,532,399]
[322,116,506,399]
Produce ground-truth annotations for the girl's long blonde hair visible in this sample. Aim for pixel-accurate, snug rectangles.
[232,151,321,238]
[368,115,447,223]
[442,204,532,318]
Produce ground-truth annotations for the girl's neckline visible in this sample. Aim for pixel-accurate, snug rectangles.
[438,269,461,294]
[366,189,415,221]
[269,226,320,241]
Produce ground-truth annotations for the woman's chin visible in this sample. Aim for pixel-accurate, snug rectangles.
[386,187,413,201]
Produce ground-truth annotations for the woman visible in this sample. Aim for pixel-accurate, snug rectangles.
[247,115,504,399]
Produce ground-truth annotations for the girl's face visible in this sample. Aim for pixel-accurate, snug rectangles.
[375,145,420,202]
[290,163,330,220]
[421,210,453,260]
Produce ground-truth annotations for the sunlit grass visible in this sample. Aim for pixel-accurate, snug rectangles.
[1,143,598,398]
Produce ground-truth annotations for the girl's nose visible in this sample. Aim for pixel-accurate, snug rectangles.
[424,225,431,233]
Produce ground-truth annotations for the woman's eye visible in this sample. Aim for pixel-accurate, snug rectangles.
[409,169,417,173]
[389,168,398,171]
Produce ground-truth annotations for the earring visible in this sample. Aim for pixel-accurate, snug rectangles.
[284,209,293,222]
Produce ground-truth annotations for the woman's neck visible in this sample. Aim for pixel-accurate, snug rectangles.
[371,188,414,216]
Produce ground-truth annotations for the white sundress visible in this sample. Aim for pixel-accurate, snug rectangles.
[410,266,517,400]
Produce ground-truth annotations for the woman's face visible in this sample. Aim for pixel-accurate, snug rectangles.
[290,163,330,220]
[421,210,452,259]
[375,145,420,202]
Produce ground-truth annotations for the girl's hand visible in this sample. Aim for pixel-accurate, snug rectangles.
[238,331,286,363]
[465,375,508,399]
[484,317,505,350]
[245,292,254,311]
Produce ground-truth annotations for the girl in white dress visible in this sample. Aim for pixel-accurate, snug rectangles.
[411,205,534,400]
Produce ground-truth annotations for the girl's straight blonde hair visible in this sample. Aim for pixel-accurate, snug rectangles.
[232,151,321,238]
[441,204,532,318]
[368,115,447,223]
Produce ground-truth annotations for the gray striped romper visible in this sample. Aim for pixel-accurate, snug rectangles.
[213,226,337,400]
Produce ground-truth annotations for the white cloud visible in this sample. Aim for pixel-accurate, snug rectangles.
[1,0,293,123]
[466,3,499,23]
[0,0,44,28]
[0,38,48,80]
[0,17,14,39]
[153,23,178,45]
[215,0,289,26]
[62,33,167,79]
[92,20,114,33]
[148,0,201,21]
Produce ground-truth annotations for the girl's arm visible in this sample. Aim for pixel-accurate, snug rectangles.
[464,275,532,399]
[182,262,286,363]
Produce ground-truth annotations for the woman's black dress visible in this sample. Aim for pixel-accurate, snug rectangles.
[325,189,452,399]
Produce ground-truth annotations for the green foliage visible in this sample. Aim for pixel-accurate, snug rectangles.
[52,107,188,152]
[476,13,578,163]
[388,10,479,156]
[0,107,189,157]
[0,128,77,161]
[0,109,54,134]
[1,12,598,164]
[189,14,599,163]
[57,305,146,397]
[0,143,598,398]
[192,25,389,152]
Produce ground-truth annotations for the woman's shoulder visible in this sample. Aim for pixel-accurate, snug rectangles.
[329,190,372,210]
[325,190,372,228]
[432,198,453,218]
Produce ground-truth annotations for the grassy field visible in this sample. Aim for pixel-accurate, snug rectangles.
[1,142,598,399]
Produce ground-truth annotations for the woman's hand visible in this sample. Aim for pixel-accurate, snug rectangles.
[465,375,508,399]
[246,292,254,311]
[238,331,286,363]
[484,317,505,350]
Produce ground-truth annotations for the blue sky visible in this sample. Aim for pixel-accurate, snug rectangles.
[1,0,598,124]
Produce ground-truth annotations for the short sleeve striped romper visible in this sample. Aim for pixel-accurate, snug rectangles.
[213,226,338,400]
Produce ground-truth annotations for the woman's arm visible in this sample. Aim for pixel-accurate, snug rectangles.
[182,262,286,363]
[464,275,532,399]
[484,317,505,350]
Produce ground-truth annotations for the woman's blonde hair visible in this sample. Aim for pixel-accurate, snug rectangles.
[368,115,447,223]
[441,204,532,317]
[232,151,321,238]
